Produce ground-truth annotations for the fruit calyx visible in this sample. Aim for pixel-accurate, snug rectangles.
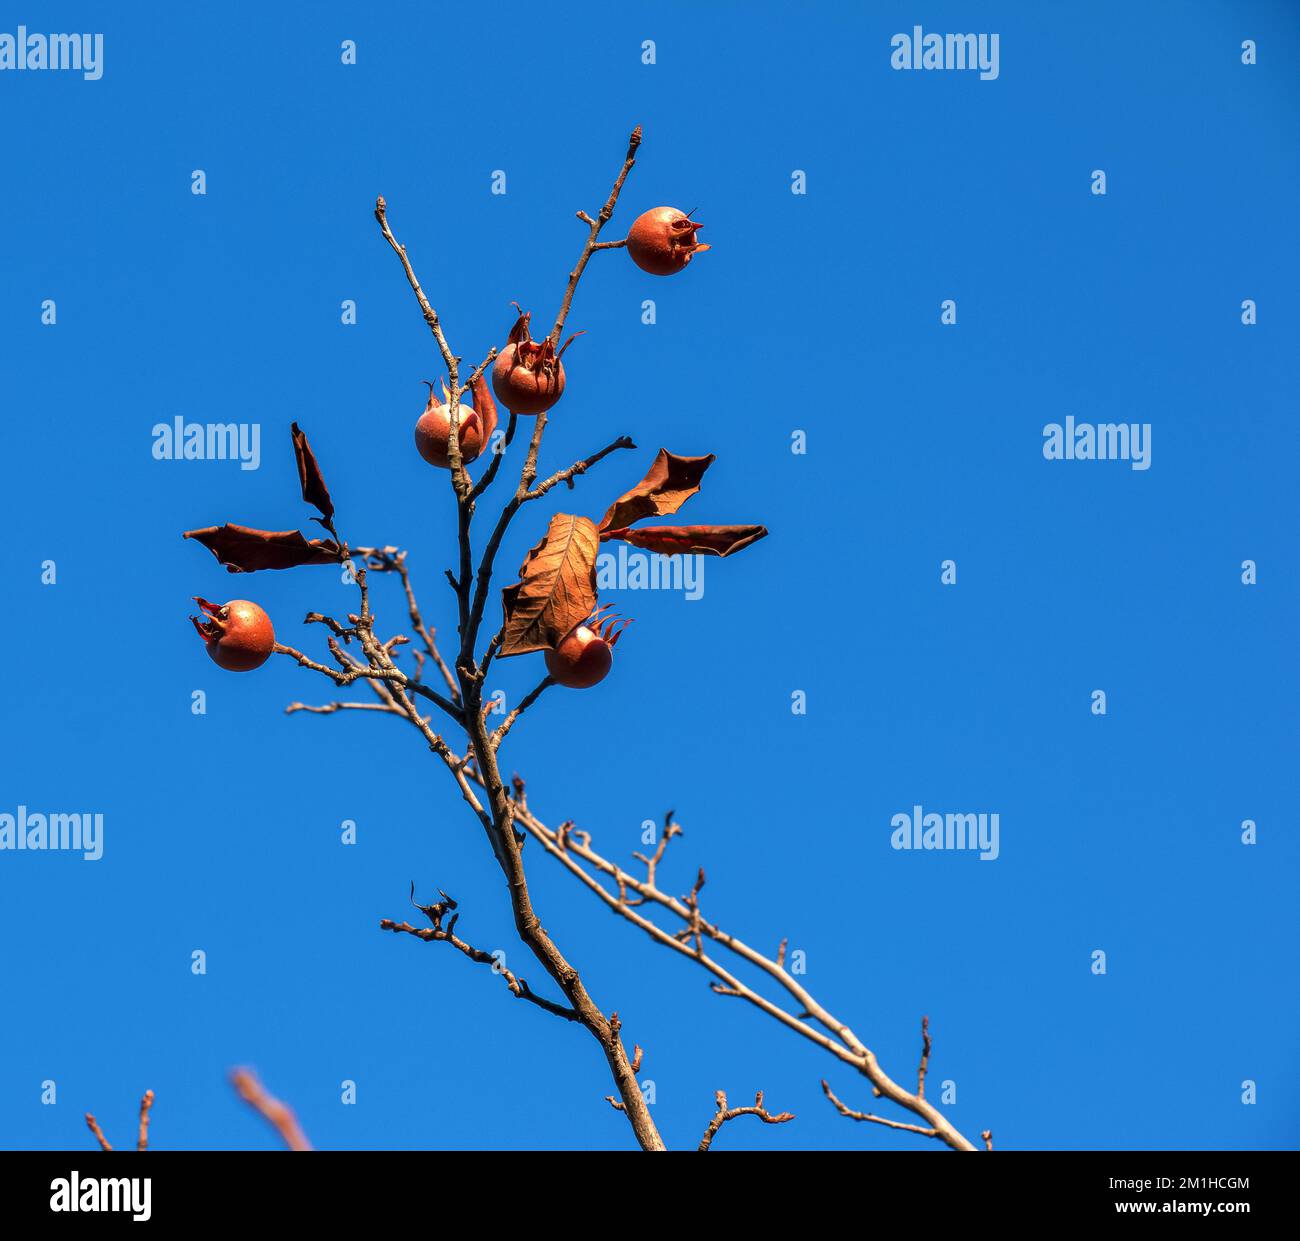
[491,303,584,415]
[189,595,229,642]
[543,604,632,689]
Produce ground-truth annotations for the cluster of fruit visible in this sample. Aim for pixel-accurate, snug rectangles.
[190,208,708,689]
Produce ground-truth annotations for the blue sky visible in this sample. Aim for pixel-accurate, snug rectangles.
[1,1,1296,1151]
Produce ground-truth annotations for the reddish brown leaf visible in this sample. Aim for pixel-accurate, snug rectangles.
[469,371,497,432]
[500,513,600,656]
[600,524,768,558]
[183,524,342,572]
[291,422,334,522]
[598,449,715,533]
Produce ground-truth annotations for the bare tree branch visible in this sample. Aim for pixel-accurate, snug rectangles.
[501,795,981,1152]
[259,123,983,1155]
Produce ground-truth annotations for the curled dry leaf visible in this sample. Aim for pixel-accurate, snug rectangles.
[290,423,334,522]
[597,447,768,559]
[598,449,715,533]
[599,524,768,558]
[500,513,600,656]
[183,523,342,573]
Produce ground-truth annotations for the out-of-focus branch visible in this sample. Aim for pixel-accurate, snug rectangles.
[84,1089,154,1152]
[230,1068,312,1152]
[137,1089,154,1152]
[85,1112,113,1152]
[697,1089,794,1152]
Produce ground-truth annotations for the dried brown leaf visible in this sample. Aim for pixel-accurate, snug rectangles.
[500,513,600,656]
[183,523,342,572]
[598,449,715,533]
[599,524,768,558]
[290,422,334,522]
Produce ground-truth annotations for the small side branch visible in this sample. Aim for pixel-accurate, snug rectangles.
[631,810,682,893]
[285,700,399,716]
[821,1079,938,1140]
[353,547,461,703]
[380,886,579,1023]
[523,436,636,501]
[273,642,460,722]
[490,677,554,751]
[697,1089,794,1152]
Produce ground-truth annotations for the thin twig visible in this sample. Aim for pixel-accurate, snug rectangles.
[551,126,642,345]
[918,1015,931,1100]
[697,1090,794,1152]
[490,677,554,751]
[381,885,579,1023]
[523,435,636,501]
[821,1079,939,1139]
[373,195,469,496]
[273,642,460,721]
[285,700,400,716]
[352,547,461,703]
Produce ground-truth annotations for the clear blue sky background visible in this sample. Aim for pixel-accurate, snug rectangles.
[1,1,1296,1152]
